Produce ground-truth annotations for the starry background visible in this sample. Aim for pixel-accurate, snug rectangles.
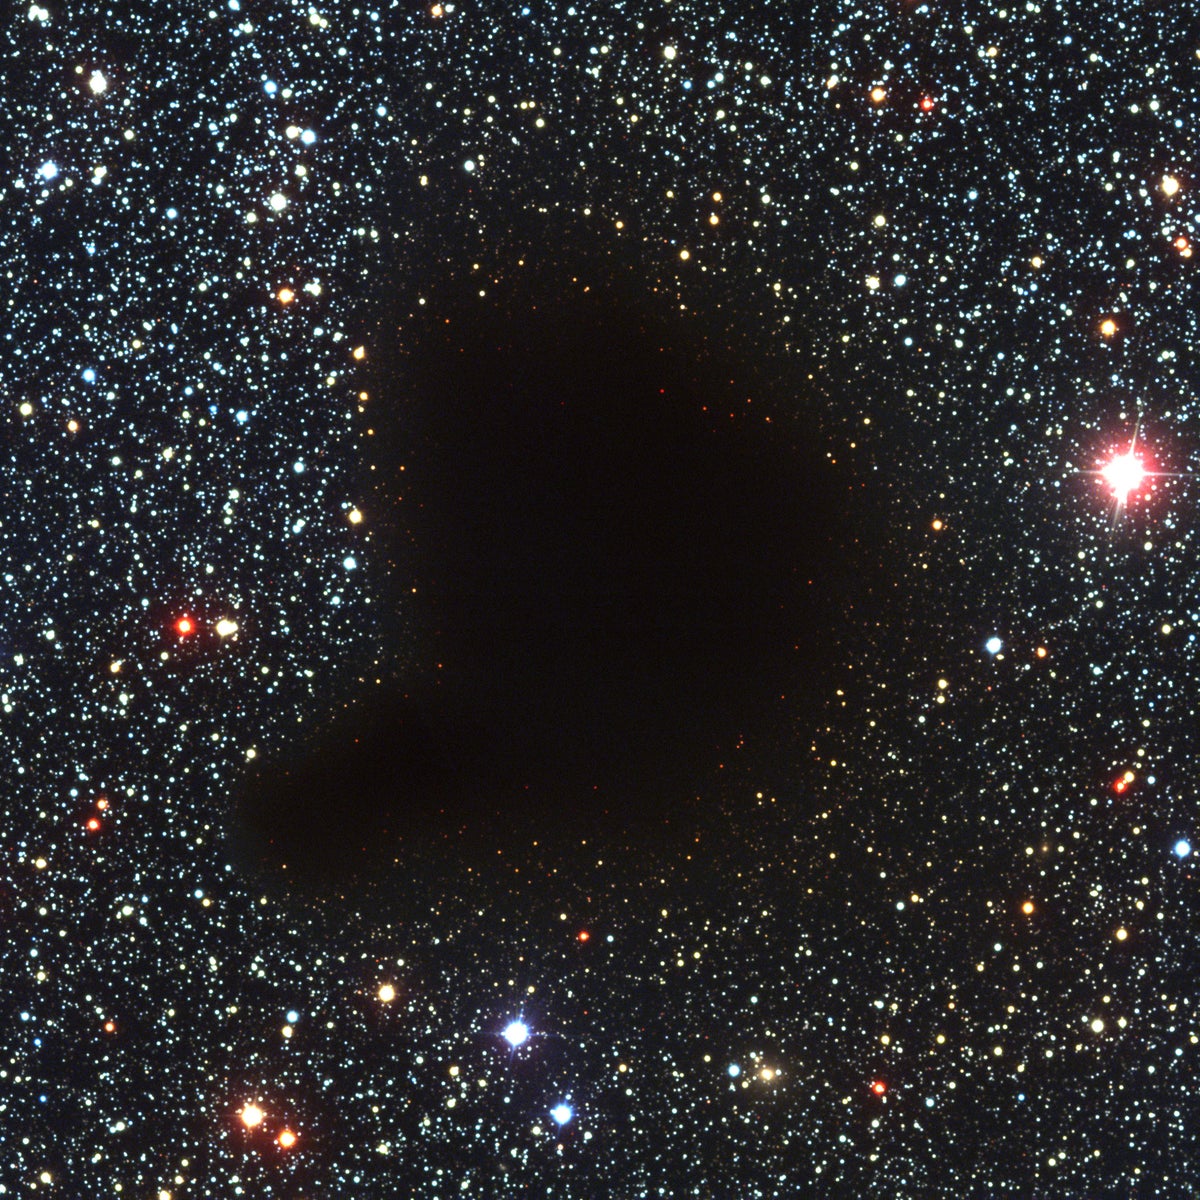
[3,0,1199,1195]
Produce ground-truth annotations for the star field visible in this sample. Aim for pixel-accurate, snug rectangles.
[2,1,1199,1194]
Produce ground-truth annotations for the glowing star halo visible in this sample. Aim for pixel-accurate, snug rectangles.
[502,1020,530,1047]
[1100,451,1146,499]
[1081,418,1191,527]
[239,1103,265,1128]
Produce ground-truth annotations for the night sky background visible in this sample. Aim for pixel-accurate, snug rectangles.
[4,1,1199,1195]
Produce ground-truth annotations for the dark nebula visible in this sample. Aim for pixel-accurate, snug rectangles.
[235,286,872,880]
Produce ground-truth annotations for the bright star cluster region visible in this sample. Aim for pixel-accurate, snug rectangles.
[3,1,1199,1195]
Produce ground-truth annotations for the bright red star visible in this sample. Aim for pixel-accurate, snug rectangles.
[1100,452,1145,499]
[920,95,936,112]
[871,1080,887,1095]
[175,615,195,636]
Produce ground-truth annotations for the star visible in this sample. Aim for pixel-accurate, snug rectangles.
[239,1103,265,1129]
[502,1020,530,1047]
[1100,452,1145,499]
